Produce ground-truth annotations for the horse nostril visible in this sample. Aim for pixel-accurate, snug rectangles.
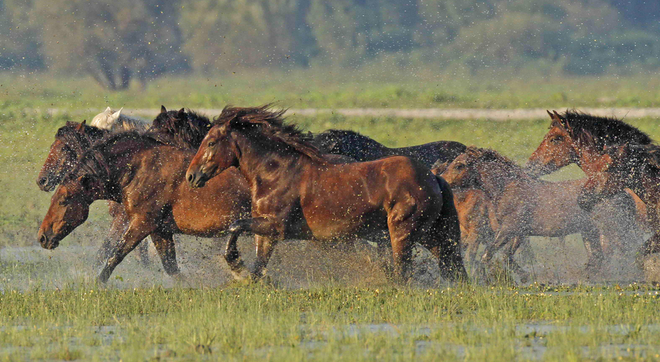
[39,233,48,246]
[37,177,46,186]
[187,173,194,184]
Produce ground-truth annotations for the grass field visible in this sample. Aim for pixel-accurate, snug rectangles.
[3,74,660,360]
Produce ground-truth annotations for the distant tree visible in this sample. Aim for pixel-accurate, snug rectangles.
[33,0,188,90]
[0,0,43,70]
[181,0,315,72]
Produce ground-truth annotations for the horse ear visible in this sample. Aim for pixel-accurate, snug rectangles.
[105,106,112,113]
[111,109,121,120]
[76,120,86,132]
[178,108,186,119]
[160,105,167,114]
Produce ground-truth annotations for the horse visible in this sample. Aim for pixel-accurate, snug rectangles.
[525,110,648,253]
[186,105,467,283]
[36,120,157,264]
[37,107,252,283]
[430,159,499,274]
[91,107,150,132]
[578,144,660,262]
[312,129,467,167]
[441,147,606,282]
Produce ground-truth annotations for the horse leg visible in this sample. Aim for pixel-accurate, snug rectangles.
[463,230,480,277]
[96,202,129,266]
[506,236,530,283]
[582,227,604,273]
[251,235,279,280]
[479,224,518,281]
[223,230,249,280]
[98,219,153,283]
[227,217,284,281]
[135,237,151,267]
[150,232,179,276]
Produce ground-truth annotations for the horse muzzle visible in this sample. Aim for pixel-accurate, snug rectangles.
[37,229,60,250]
[36,176,57,192]
[186,169,209,188]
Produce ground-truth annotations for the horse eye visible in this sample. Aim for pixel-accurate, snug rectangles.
[551,136,563,144]
[208,141,216,147]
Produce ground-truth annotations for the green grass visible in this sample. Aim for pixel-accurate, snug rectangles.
[2,69,660,110]
[1,282,659,360]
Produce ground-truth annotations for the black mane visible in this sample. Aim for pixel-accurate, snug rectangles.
[214,105,325,162]
[63,131,158,185]
[55,122,109,155]
[149,109,211,149]
[555,110,653,149]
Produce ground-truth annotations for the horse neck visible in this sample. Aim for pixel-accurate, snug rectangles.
[94,138,154,201]
[234,134,308,187]
[476,160,530,200]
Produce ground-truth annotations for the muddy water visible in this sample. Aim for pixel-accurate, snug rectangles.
[0,228,650,292]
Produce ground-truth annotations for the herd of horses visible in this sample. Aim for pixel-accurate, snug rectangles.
[34,106,660,284]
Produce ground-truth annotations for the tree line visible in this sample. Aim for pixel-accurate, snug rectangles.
[2,0,659,89]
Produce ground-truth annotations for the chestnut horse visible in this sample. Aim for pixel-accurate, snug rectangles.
[526,110,648,252]
[578,144,660,262]
[441,147,605,282]
[186,106,467,283]
[312,129,466,167]
[36,120,155,264]
[37,108,252,282]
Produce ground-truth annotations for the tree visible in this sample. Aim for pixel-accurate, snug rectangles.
[33,0,188,90]
[181,0,315,73]
[0,0,43,70]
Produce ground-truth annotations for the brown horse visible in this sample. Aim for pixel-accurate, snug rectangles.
[36,120,154,264]
[578,144,660,261]
[526,110,648,252]
[186,105,467,283]
[37,108,252,283]
[441,147,605,281]
[430,160,499,273]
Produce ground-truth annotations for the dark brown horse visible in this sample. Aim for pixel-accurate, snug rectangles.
[312,129,467,167]
[186,106,467,283]
[526,110,648,252]
[37,108,252,282]
[441,147,605,281]
[578,144,660,261]
[36,120,154,264]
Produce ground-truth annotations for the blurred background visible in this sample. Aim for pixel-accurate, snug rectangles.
[0,0,658,104]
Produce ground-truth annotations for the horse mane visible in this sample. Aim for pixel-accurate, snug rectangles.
[55,122,109,155]
[620,143,660,171]
[214,105,325,162]
[63,131,157,185]
[464,146,528,178]
[554,110,653,149]
[313,129,384,151]
[149,109,211,148]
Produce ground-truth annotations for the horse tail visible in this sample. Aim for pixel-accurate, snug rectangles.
[426,175,468,282]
